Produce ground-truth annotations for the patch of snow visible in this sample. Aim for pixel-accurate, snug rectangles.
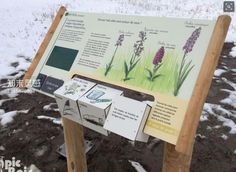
[213,125,221,129]
[214,69,226,77]
[0,88,34,98]
[34,145,48,157]
[233,150,236,155]
[129,160,147,172]
[0,109,5,115]
[220,90,236,109]
[0,146,5,151]
[220,134,228,140]
[203,103,215,115]
[0,98,17,106]
[230,46,236,57]
[222,66,228,70]
[3,71,25,80]
[222,77,236,88]
[206,126,212,130]
[37,115,62,125]
[196,134,206,139]
[200,113,208,121]
[231,69,236,72]
[43,103,59,111]
[218,115,236,134]
[202,103,236,134]
[0,111,17,126]
[220,78,236,109]
[0,109,29,126]
[214,105,232,117]
[28,164,41,172]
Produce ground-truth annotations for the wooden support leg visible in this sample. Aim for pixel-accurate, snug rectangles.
[162,143,193,172]
[63,118,87,172]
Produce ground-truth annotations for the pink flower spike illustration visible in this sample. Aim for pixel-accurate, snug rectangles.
[146,46,165,81]
[153,46,165,65]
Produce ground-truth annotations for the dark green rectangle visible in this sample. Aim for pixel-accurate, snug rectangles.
[46,46,78,71]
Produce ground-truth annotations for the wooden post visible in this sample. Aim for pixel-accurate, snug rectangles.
[163,15,231,172]
[63,118,87,172]
[162,143,193,172]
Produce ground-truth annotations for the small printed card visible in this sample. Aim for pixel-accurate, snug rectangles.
[104,96,151,142]
[78,85,123,135]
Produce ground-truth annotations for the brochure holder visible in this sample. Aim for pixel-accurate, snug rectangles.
[22,6,231,172]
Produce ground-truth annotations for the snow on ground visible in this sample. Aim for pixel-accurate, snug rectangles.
[129,160,147,172]
[220,77,236,109]
[0,146,5,151]
[0,109,5,115]
[0,109,29,126]
[221,134,228,140]
[0,0,236,80]
[214,69,227,77]
[37,115,62,125]
[43,103,59,112]
[201,102,236,135]
[0,87,34,98]
[230,44,236,57]
[28,164,41,172]
[201,75,236,135]
[196,134,206,139]
[0,98,17,106]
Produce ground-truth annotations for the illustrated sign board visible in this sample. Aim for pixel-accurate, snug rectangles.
[28,11,217,144]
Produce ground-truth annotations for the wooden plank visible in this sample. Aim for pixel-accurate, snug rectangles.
[162,143,193,172]
[175,15,231,155]
[63,117,87,172]
[22,6,66,87]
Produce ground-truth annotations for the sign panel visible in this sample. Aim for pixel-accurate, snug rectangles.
[29,11,216,144]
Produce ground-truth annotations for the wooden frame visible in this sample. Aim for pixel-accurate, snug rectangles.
[22,6,231,172]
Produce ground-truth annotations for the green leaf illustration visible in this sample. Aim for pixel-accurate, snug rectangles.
[145,68,153,78]
[124,61,129,77]
[152,74,161,80]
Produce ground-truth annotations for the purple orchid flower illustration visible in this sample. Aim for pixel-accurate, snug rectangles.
[174,27,201,96]
[123,31,147,81]
[146,46,165,81]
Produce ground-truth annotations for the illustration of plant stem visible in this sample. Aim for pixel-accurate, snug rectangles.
[174,27,201,96]
[104,34,124,76]
[146,46,165,81]
[123,31,147,81]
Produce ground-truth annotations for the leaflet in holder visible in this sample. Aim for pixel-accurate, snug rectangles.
[78,85,123,135]
[54,77,96,124]
[104,96,151,142]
